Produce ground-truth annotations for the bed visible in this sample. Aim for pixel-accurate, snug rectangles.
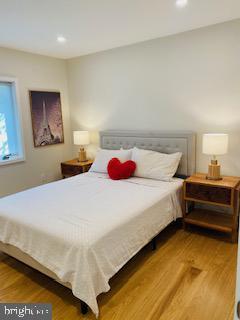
[0,130,196,317]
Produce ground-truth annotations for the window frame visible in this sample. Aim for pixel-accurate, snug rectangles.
[0,76,25,166]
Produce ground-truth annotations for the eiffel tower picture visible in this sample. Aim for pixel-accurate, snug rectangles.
[36,100,55,146]
[30,91,64,147]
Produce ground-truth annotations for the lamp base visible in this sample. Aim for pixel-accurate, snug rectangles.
[78,148,88,162]
[206,160,222,180]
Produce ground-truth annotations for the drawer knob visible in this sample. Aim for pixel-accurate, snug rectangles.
[237,301,240,318]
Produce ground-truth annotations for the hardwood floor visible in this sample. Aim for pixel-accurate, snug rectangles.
[0,224,237,320]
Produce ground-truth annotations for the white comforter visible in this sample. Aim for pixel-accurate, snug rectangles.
[0,172,183,316]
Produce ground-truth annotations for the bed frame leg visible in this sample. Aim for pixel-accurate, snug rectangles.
[152,237,157,251]
[81,301,88,315]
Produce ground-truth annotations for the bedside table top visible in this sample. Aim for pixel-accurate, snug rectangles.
[186,173,240,189]
[61,158,94,167]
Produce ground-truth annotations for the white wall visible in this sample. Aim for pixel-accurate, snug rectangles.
[0,47,72,197]
[67,19,240,176]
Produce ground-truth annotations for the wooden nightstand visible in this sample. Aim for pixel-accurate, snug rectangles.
[183,173,240,242]
[61,159,93,178]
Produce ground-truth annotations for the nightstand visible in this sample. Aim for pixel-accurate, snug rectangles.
[183,173,240,242]
[61,159,93,178]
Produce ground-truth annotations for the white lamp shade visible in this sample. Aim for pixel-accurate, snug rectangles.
[73,131,90,146]
[202,133,228,155]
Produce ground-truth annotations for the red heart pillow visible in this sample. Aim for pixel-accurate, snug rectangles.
[107,158,136,180]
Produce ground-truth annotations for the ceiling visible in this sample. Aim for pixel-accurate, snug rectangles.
[0,0,239,59]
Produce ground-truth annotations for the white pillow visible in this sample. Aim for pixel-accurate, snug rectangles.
[90,148,132,173]
[131,147,182,181]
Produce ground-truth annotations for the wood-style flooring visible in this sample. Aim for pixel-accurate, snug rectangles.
[0,224,237,320]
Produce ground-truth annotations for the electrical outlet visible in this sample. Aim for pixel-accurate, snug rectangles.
[40,173,47,183]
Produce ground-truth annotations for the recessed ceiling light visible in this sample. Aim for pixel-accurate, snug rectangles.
[176,0,188,8]
[57,36,66,43]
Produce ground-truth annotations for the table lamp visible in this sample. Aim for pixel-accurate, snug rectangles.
[73,131,89,162]
[202,133,228,180]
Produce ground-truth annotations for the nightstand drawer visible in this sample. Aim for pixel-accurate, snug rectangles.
[61,159,93,178]
[185,182,232,206]
[61,163,82,176]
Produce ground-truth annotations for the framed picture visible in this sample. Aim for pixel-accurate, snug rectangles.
[29,90,64,147]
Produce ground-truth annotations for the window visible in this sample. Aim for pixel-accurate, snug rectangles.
[0,77,24,165]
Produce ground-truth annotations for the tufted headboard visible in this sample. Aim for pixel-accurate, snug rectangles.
[100,130,196,177]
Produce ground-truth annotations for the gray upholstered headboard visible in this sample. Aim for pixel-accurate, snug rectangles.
[100,130,196,177]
